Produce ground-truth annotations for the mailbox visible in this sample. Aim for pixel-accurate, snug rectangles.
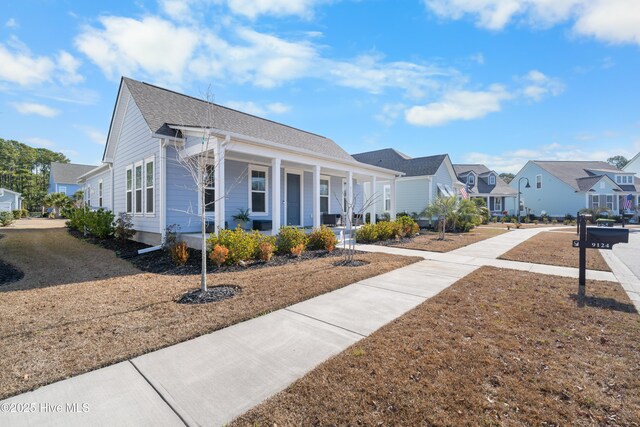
[585,227,629,249]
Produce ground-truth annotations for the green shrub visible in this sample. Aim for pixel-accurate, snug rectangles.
[308,225,339,251]
[395,216,418,237]
[12,209,22,219]
[375,220,403,240]
[86,209,115,239]
[114,213,136,242]
[65,207,90,231]
[355,223,378,243]
[207,227,260,265]
[21,208,29,218]
[0,211,14,227]
[276,226,308,255]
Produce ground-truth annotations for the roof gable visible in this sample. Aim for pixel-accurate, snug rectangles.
[533,160,628,192]
[50,162,96,185]
[454,164,517,196]
[113,77,353,161]
[352,149,447,177]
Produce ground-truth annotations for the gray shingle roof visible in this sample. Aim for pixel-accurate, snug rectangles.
[532,160,638,192]
[351,149,447,177]
[576,176,605,192]
[50,162,96,184]
[454,164,517,196]
[123,77,353,161]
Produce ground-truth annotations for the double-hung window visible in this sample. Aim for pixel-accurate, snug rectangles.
[384,185,391,211]
[536,174,542,189]
[606,195,614,210]
[320,176,329,214]
[126,167,133,213]
[489,175,496,185]
[86,184,91,207]
[204,165,215,212]
[590,194,599,209]
[98,180,103,208]
[467,174,475,185]
[134,162,143,214]
[145,158,154,214]
[59,185,67,195]
[249,165,268,215]
[494,197,502,211]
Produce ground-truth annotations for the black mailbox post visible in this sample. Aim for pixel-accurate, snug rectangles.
[573,215,629,305]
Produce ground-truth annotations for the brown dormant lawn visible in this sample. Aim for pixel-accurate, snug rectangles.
[233,267,640,426]
[390,226,506,252]
[500,230,611,271]
[0,228,419,400]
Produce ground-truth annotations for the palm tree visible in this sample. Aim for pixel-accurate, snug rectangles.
[421,195,458,240]
[43,192,71,217]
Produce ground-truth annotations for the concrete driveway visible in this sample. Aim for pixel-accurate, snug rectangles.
[612,228,640,279]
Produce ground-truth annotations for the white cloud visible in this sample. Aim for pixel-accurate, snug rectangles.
[225,100,291,115]
[75,125,107,145]
[226,0,331,19]
[75,16,199,83]
[405,84,512,126]
[374,103,406,126]
[11,102,60,117]
[5,18,18,28]
[25,137,55,148]
[0,39,84,87]
[520,69,564,101]
[463,142,639,174]
[424,0,640,45]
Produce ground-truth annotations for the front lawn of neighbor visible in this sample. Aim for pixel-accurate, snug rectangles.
[500,231,612,271]
[386,226,506,252]
[233,267,640,426]
[0,229,420,400]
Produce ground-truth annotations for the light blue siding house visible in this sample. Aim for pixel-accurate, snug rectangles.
[89,77,401,246]
[0,188,22,212]
[453,164,518,216]
[352,149,463,218]
[48,162,95,196]
[511,160,639,219]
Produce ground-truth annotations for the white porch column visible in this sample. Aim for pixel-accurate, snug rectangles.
[370,175,377,224]
[390,177,397,220]
[213,138,225,235]
[347,171,353,228]
[313,165,321,229]
[271,158,281,234]
[487,196,490,213]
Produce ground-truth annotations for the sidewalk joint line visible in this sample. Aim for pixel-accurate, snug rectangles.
[284,308,367,338]
[358,282,433,299]
[128,360,190,427]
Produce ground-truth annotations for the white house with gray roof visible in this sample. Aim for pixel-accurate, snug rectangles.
[353,149,463,217]
[86,77,401,246]
[511,160,639,219]
[453,164,518,216]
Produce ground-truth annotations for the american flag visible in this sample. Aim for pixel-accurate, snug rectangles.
[460,186,469,200]
[623,194,634,210]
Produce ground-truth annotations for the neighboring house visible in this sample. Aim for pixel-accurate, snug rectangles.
[49,162,96,196]
[453,164,518,216]
[511,160,639,218]
[78,163,112,211]
[89,77,401,246]
[352,149,463,217]
[0,188,22,212]
[623,152,640,175]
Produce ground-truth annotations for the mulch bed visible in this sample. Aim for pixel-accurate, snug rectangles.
[68,228,360,274]
[0,259,24,286]
[500,231,612,271]
[177,285,241,304]
[233,267,640,426]
[373,227,507,253]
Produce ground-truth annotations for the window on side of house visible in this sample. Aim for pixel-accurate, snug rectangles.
[204,164,215,212]
[384,185,391,211]
[489,175,496,185]
[59,185,67,195]
[536,174,542,189]
[590,194,599,209]
[145,158,154,214]
[134,162,143,214]
[126,167,133,213]
[86,184,91,207]
[249,165,268,215]
[606,195,614,209]
[467,174,475,185]
[98,180,103,208]
[320,176,329,214]
[494,196,502,211]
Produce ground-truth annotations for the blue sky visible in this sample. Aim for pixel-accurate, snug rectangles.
[1,0,639,173]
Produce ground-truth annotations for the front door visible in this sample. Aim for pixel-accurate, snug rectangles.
[286,173,301,225]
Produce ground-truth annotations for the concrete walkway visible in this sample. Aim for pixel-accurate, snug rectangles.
[602,228,640,311]
[0,228,628,427]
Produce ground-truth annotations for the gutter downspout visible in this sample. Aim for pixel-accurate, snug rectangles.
[159,139,167,245]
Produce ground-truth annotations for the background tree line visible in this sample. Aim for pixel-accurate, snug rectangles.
[0,138,69,211]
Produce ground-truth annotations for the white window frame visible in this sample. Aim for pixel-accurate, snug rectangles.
[145,156,155,215]
[204,163,215,214]
[383,185,391,212]
[86,184,91,207]
[590,194,599,209]
[616,175,622,184]
[606,194,614,210]
[248,164,269,216]
[494,196,502,211]
[489,174,496,185]
[58,185,67,195]
[536,174,542,189]
[134,161,143,215]
[467,174,475,185]
[98,180,103,208]
[320,175,330,215]
[125,166,133,214]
